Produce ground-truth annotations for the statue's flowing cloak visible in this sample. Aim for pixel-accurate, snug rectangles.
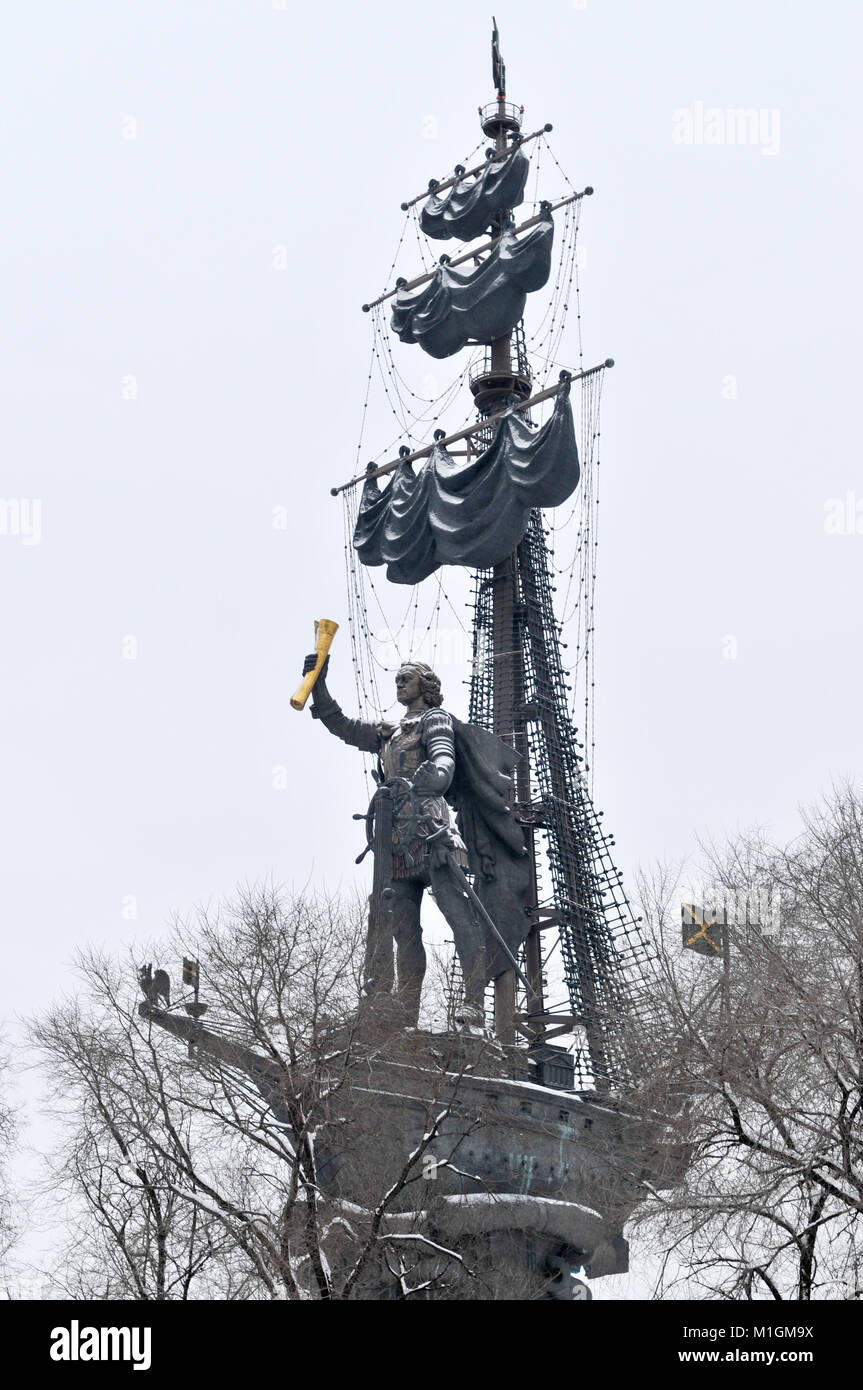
[449,718,531,979]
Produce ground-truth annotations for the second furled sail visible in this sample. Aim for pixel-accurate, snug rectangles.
[391,215,553,360]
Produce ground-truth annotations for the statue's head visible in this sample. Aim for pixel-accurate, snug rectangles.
[395,662,443,709]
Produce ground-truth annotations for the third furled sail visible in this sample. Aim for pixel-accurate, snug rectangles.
[352,379,578,585]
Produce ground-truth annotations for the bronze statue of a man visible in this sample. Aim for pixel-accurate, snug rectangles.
[303,655,492,1027]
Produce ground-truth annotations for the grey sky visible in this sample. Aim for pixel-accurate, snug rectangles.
[1,0,860,1289]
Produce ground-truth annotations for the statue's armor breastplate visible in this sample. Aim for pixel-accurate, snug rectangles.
[379,710,468,879]
[381,717,424,782]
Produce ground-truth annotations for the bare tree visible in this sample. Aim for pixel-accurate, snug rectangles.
[0,1037,17,1283]
[30,888,516,1300]
[627,786,863,1301]
[31,997,259,1300]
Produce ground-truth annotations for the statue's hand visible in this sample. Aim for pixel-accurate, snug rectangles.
[302,650,329,706]
[303,652,330,697]
[412,759,448,795]
[429,840,451,870]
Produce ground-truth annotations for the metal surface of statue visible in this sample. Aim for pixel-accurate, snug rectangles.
[304,653,531,1027]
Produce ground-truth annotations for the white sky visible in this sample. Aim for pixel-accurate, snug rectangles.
[1,0,861,1291]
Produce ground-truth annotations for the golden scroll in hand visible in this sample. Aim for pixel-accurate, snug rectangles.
[290,619,339,711]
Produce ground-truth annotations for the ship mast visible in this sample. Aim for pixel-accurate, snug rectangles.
[471,30,536,1044]
[468,23,615,1081]
[339,19,644,1090]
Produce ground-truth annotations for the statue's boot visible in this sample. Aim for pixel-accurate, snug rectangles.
[356,988,415,1039]
[391,878,425,1027]
[394,979,422,1029]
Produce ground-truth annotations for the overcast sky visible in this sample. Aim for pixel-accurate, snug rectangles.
[1,0,861,1290]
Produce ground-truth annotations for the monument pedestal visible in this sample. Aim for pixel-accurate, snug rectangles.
[315,1023,685,1299]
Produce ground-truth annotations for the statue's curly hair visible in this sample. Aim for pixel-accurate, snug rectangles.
[400,662,443,708]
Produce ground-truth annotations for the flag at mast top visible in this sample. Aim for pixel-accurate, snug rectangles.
[492,16,506,96]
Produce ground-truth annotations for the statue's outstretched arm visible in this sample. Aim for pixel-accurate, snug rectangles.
[302,653,380,755]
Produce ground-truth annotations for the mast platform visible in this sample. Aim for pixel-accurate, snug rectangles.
[479,100,524,139]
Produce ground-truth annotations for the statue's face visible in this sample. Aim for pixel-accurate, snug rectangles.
[395,666,423,706]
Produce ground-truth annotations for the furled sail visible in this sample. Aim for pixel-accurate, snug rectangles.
[390,215,553,360]
[353,380,578,585]
[420,145,529,242]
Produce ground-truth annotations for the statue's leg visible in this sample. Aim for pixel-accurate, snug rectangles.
[390,877,425,1026]
[429,863,487,1013]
